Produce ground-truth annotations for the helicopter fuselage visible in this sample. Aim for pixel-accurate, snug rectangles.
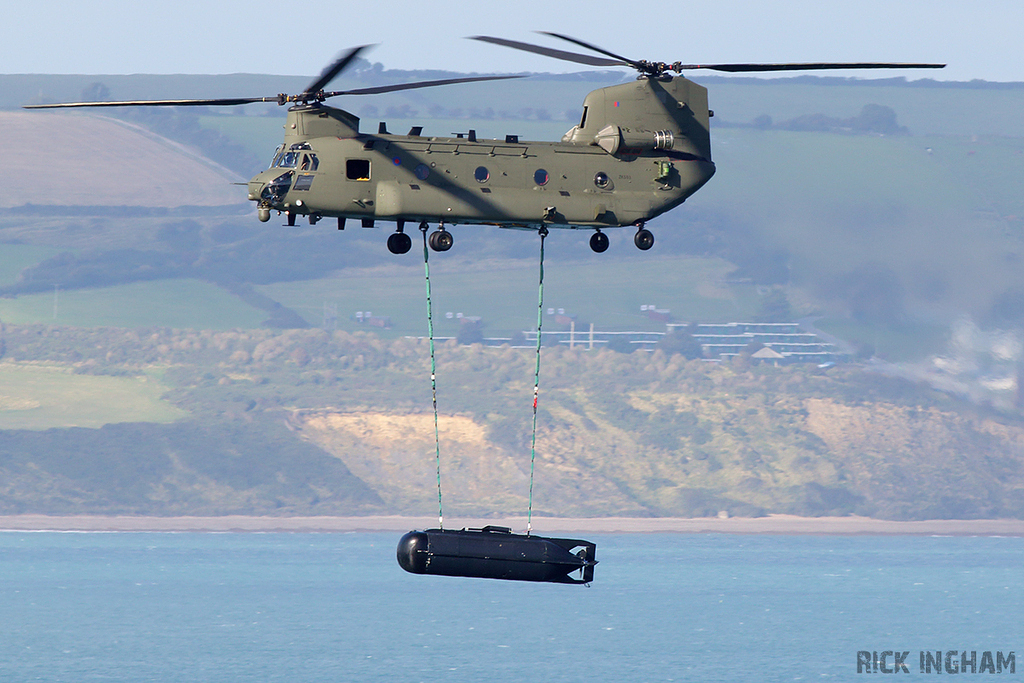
[247,75,716,233]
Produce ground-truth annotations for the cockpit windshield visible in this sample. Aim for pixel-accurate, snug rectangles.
[275,151,301,168]
[271,142,317,169]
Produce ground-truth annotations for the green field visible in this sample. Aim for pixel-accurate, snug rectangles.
[0,363,187,430]
[0,244,61,286]
[704,79,1024,138]
[0,279,267,329]
[690,128,1024,318]
[258,254,761,338]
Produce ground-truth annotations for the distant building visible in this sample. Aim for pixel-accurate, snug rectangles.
[646,308,672,323]
[667,322,839,362]
[751,346,785,362]
[355,311,392,328]
[554,314,576,326]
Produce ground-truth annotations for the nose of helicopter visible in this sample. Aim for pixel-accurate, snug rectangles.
[246,171,272,202]
[247,169,295,206]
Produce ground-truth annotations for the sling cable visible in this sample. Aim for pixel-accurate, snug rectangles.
[397,224,597,585]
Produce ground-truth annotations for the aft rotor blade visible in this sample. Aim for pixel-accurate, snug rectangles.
[302,45,374,97]
[23,96,280,109]
[470,35,625,68]
[325,74,524,97]
[676,62,946,73]
[538,32,643,70]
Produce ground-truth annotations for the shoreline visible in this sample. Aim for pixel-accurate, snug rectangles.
[1,514,1023,535]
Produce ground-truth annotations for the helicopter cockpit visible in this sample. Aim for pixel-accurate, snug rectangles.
[269,142,318,171]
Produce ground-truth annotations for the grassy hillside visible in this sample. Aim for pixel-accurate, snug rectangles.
[2,74,1024,522]
[0,245,59,285]
[0,419,381,516]
[0,279,267,329]
[5,119,1023,356]
[692,129,1024,320]
[0,112,244,208]
[1,324,1023,519]
[702,77,1024,138]
[0,363,185,430]
[5,75,1024,346]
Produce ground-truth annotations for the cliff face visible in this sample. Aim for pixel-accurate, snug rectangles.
[298,392,1024,519]
[286,337,1024,520]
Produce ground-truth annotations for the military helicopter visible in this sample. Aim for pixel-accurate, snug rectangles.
[25,34,943,254]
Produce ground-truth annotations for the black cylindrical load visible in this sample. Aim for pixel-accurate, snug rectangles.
[397,525,597,584]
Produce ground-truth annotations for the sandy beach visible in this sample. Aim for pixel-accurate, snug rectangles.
[1,514,1023,535]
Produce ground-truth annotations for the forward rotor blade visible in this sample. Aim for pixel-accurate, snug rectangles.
[676,62,946,73]
[470,35,625,68]
[302,45,373,97]
[538,32,642,70]
[23,96,279,109]
[325,74,524,97]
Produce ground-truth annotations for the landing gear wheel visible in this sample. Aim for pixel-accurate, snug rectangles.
[429,229,454,252]
[387,232,412,254]
[590,231,609,253]
[634,228,654,251]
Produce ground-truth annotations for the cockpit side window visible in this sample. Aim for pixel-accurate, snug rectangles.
[300,153,319,171]
[269,144,285,169]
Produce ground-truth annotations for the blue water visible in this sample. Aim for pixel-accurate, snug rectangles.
[1,532,1021,682]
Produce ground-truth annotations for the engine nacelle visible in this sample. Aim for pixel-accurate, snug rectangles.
[594,124,674,155]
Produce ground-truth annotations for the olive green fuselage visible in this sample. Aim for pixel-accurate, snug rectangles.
[247,74,716,231]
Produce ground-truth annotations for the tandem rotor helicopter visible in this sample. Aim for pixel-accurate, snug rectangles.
[26,33,943,255]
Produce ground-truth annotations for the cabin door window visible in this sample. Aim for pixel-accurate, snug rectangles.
[346,159,370,180]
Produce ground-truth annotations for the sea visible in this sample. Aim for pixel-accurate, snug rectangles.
[0,531,1021,682]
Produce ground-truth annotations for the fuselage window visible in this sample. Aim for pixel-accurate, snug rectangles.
[475,166,489,183]
[346,159,371,181]
[534,169,549,186]
[300,154,319,171]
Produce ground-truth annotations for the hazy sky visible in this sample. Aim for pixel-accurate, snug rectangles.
[4,0,1020,82]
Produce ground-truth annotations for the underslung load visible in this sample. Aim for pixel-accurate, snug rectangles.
[397,526,597,585]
